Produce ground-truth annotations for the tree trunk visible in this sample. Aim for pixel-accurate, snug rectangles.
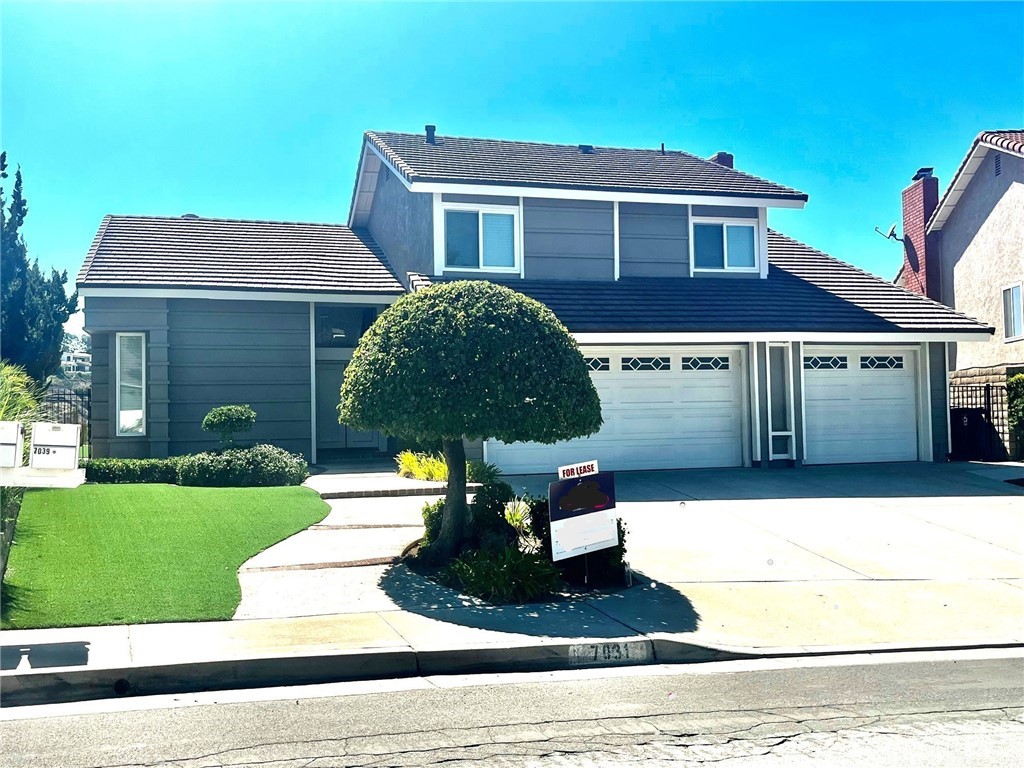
[426,438,469,563]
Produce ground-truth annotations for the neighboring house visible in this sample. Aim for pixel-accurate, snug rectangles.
[896,130,1023,457]
[78,127,991,472]
[60,351,92,376]
[897,130,1024,380]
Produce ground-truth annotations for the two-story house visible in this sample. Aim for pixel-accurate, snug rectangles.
[897,130,1023,381]
[77,127,991,472]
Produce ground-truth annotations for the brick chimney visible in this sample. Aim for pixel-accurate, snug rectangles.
[901,167,941,301]
[709,151,734,168]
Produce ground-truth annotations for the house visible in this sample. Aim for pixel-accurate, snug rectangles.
[77,126,992,473]
[60,351,92,376]
[896,130,1023,456]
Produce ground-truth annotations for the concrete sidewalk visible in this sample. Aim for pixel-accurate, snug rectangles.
[3,461,1023,707]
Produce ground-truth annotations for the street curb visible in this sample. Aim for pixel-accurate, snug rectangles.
[1,648,419,708]
[4,637,1023,708]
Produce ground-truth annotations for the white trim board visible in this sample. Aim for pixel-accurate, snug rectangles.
[573,331,990,344]
[80,287,403,305]
[308,303,317,466]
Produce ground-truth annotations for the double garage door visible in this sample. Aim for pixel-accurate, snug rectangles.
[485,346,746,474]
[485,344,924,475]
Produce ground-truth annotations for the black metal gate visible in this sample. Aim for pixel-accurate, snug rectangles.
[949,384,1009,461]
[41,387,91,458]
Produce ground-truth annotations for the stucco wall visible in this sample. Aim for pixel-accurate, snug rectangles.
[366,165,434,288]
[941,150,1024,370]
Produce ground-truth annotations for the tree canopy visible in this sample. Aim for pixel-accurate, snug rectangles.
[339,280,602,444]
[338,280,602,561]
[1,152,78,383]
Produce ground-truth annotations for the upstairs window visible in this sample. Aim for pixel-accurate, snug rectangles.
[444,205,519,272]
[693,220,758,272]
[1004,283,1023,341]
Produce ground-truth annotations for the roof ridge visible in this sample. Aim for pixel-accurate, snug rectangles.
[103,214,356,228]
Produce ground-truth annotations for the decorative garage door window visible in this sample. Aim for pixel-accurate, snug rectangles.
[681,356,730,371]
[622,356,671,371]
[585,357,611,372]
[860,355,904,370]
[803,355,848,370]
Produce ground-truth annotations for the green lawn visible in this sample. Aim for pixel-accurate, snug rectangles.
[1,484,328,629]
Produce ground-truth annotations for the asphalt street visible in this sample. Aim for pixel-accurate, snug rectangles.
[3,649,1022,767]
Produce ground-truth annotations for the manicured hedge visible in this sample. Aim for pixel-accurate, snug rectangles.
[85,457,181,484]
[85,445,308,487]
[176,445,308,487]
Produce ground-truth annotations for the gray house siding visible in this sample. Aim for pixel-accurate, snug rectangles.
[166,299,311,456]
[618,202,689,278]
[523,198,614,280]
[691,205,758,219]
[367,166,433,288]
[86,297,312,460]
[84,296,171,459]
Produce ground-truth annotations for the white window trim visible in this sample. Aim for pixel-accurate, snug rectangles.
[690,216,762,273]
[1002,281,1024,342]
[439,201,522,274]
[115,332,146,438]
[765,341,796,460]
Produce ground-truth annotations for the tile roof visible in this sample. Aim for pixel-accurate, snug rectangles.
[434,231,990,335]
[929,129,1024,231]
[77,215,404,294]
[366,131,808,201]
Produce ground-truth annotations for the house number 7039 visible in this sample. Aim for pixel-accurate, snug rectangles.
[33,447,53,455]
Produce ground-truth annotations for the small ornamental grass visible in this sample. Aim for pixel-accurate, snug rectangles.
[395,450,500,485]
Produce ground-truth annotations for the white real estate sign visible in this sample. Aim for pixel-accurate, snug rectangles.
[548,464,618,562]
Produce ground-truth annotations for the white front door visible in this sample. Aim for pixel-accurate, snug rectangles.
[802,346,920,464]
[485,346,747,475]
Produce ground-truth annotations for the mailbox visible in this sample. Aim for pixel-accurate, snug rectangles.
[29,422,81,470]
[0,421,25,468]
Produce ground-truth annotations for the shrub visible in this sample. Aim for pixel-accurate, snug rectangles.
[395,451,448,481]
[469,480,517,551]
[84,457,180,484]
[467,460,500,485]
[1008,374,1024,457]
[526,494,629,587]
[201,405,256,449]
[395,450,501,485]
[177,444,307,487]
[440,545,563,604]
[0,363,41,581]
[420,497,445,548]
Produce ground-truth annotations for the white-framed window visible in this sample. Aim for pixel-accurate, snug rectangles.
[1004,282,1023,341]
[115,332,146,436]
[691,218,759,272]
[442,203,520,273]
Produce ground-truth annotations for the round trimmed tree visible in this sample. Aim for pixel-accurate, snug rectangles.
[338,281,602,561]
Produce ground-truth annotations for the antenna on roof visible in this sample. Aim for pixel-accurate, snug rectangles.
[874,223,903,243]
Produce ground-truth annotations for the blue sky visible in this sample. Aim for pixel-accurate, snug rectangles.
[4,1,1022,331]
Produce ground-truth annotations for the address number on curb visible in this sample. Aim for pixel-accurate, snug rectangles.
[568,641,650,665]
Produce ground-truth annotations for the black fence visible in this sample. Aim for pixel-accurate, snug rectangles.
[949,384,1009,462]
[41,387,91,457]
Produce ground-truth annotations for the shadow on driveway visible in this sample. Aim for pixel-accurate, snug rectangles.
[377,563,700,639]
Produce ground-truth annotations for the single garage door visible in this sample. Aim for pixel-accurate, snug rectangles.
[803,346,919,465]
[485,347,746,474]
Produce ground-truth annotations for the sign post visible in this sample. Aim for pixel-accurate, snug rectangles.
[547,460,618,562]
